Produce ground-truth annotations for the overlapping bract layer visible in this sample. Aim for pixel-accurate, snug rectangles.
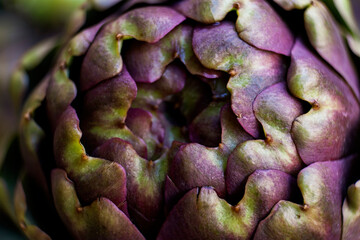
[15,0,360,239]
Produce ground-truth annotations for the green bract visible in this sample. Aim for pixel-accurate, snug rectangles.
[1,0,360,239]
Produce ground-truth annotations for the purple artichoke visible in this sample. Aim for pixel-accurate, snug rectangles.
[1,0,360,239]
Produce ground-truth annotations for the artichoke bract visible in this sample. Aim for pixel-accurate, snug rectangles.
[2,0,360,239]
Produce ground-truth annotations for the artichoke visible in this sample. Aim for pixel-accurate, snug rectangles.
[1,0,360,239]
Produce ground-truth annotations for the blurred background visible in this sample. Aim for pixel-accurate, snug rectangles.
[0,0,87,83]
